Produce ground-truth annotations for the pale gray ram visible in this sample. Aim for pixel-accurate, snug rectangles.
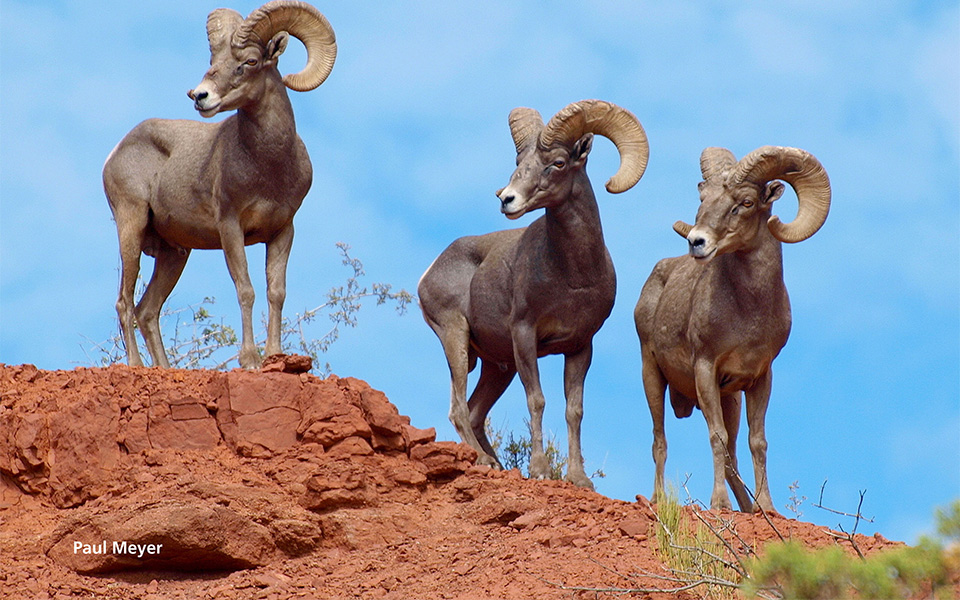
[634,145,830,512]
[103,1,336,369]
[419,100,649,489]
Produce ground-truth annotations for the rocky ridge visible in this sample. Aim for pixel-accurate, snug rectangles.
[0,362,910,599]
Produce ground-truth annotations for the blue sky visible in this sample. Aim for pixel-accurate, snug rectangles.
[1,1,957,544]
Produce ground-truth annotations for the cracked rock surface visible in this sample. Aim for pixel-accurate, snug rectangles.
[0,363,917,599]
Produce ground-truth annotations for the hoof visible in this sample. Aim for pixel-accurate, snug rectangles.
[565,473,595,491]
[528,454,551,480]
[475,453,501,469]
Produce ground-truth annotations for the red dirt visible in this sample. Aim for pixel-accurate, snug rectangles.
[0,362,923,599]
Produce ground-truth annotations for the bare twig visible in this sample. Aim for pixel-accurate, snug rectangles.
[641,494,758,599]
[813,481,874,524]
[691,510,751,577]
[680,473,708,510]
[527,567,741,596]
[717,513,759,559]
[813,480,873,560]
[84,243,412,373]
[721,448,786,543]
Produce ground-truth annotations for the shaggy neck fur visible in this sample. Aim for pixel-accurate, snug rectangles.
[543,176,610,289]
[236,72,297,161]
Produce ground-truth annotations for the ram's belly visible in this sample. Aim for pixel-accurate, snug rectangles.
[468,292,612,363]
[714,350,773,394]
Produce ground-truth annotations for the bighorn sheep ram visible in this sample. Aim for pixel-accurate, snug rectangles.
[419,100,649,489]
[103,1,336,369]
[634,145,830,512]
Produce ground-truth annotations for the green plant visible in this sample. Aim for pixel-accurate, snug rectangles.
[936,500,960,539]
[651,484,747,599]
[86,242,412,373]
[486,419,603,483]
[743,500,959,599]
[744,539,950,599]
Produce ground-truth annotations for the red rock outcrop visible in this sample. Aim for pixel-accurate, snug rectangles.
[0,362,474,576]
[0,363,935,600]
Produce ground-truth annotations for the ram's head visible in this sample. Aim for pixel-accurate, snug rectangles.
[496,100,649,219]
[188,0,336,117]
[675,146,831,261]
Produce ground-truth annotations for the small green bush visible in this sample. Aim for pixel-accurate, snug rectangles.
[487,420,568,481]
[744,501,958,599]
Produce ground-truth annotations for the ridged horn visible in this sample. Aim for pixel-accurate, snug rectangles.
[700,147,737,181]
[538,100,649,194]
[207,9,244,56]
[234,1,337,92]
[508,108,544,155]
[673,220,693,239]
[733,146,831,243]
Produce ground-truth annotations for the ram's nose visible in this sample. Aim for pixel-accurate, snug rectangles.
[687,231,716,261]
[189,86,221,117]
[497,187,524,219]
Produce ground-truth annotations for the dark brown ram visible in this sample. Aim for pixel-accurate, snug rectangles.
[419,100,649,489]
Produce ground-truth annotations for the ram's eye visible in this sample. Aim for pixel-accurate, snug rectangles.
[552,159,566,169]
[742,200,754,208]
[246,58,258,66]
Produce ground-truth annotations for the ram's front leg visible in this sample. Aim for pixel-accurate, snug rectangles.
[220,218,260,369]
[694,358,734,510]
[265,223,294,358]
[512,323,550,479]
[562,344,594,490]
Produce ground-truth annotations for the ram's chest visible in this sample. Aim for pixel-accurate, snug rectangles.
[528,280,616,356]
[236,196,302,242]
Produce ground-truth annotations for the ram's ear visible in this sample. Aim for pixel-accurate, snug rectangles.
[265,32,289,63]
[763,181,785,205]
[571,133,594,167]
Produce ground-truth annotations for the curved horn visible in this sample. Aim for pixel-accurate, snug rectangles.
[733,146,831,243]
[673,220,693,239]
[234,1,337,92]
[207,9,244,55]
[508,107,544,155]
[538,100,649,194]
[700,147,737,181]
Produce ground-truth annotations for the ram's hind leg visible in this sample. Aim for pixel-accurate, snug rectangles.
[111,202,149,367]
[641,345,668,503]
[433,314,498,467]
[136,240,190,368]
[468,359,516,466]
